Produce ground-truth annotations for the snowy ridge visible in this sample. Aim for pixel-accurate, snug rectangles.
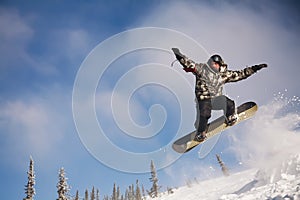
[150,154,300,200]
[222,154,300,200]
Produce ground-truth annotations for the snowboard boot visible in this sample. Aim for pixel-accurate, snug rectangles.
[226,114,238,126]
[194,131,207,142]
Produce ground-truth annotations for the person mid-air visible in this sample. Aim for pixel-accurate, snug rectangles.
[172,48,267,142]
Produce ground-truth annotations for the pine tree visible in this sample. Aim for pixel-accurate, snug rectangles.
[167,187,174,194]
[103,195,109,200]
[96,189,100,200]
[56,167,70,200]
[23,156,35,200]
[85,189,89,200]
[117,186,120,200]
[141,185,146,200]
[112,183,118,200]
[135,180,142,200]
[216,154,229,176]
[124,188,129,200]
[147,160,159,198]
[90,186,95,200]
[128,185,133,200]
[74,190,79,200]
[142,184,146,199]
[131,184,134,198]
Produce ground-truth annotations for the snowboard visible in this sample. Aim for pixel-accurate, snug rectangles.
[172,101,258,153]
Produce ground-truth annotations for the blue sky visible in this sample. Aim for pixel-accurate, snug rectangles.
[1,0,300,199]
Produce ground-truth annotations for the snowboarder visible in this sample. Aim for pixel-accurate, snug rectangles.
[171,48,267,142]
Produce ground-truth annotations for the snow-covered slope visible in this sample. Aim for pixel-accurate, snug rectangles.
[156,169,257,200]
[151,154,300,200]
[151,96,300,200]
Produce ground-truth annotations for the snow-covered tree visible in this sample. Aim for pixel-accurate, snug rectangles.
[112,183,119,200]
[147,160,160,198]
[124,188,129,200]
[128,185,133,200]
[167,187,174,194]
[103,195,109,200]
[56,167,70,200]
[84,189,89,200]
[117,185,121,200]
[74,190,79,200]
[96,189,100,200]
[90,186,95,200]
[216,154,229,176]
[23,156,35,200]
[130,184,134,199]
[141,185,146,200]
[135,180,142,200]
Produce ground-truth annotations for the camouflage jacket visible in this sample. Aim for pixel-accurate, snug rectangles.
[178,55,258,100]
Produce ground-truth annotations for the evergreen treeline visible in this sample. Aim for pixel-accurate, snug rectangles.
[23,158,161,200]
[23,155,229,199]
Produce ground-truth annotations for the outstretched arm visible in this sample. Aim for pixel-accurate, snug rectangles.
[172,48,200,73]
[225,64,268,83]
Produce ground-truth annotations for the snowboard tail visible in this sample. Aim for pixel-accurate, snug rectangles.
[172,102,258,153]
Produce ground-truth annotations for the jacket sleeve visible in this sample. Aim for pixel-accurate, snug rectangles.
[176,54,202,73]
[224,66,257,83]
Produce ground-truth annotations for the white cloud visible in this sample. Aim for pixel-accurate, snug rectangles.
[53,28,93,62]
[0,7,34,68]
[96,87,167,139]
[0,97,67,165]
[135,1,300,104]
[0,7,33,42]
[0,7,61,78]
[69,29,91,55]
[0,6,94,77]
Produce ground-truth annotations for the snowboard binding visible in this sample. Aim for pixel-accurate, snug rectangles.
[225,114,238,126]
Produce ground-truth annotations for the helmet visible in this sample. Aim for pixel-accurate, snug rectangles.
[207,54,227,72]
[208,54,225,66]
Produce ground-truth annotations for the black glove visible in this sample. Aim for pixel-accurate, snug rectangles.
[172,48,184,61]
[252,63,268,72]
